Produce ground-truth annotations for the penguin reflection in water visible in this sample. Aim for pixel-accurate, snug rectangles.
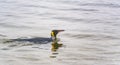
[51,30,64,51]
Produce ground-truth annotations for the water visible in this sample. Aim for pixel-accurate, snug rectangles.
[0,0,120,65]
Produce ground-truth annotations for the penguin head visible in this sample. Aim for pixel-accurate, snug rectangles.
[51,30,64,41]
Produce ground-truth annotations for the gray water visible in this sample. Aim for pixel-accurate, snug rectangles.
[0,0,120,65]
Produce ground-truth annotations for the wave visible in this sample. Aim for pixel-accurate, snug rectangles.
[79,3,120,8]
[64,33,119,40]
[0,22,31,29]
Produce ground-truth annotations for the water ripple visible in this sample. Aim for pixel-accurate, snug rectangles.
[64,33,119,40]
[79,3,120,8]
[0,22,31,29]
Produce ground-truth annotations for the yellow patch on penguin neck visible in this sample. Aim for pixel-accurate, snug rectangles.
[51,31,55,37]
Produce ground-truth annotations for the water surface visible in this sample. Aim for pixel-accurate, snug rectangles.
[0,0,120,65]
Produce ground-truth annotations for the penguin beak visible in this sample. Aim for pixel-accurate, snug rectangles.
[58,30,65,33]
